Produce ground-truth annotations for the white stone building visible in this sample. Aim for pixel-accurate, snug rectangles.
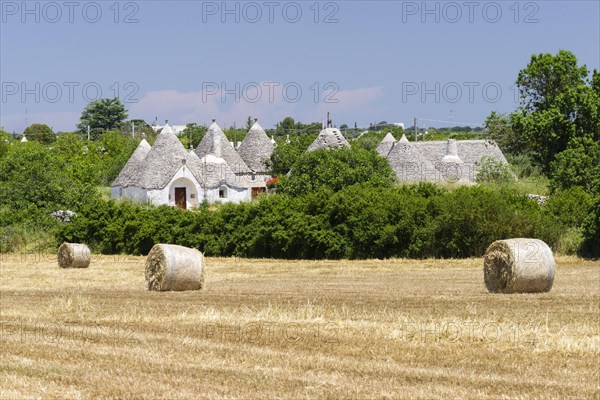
[111,121,274,208]
[307,125,351,152]
[380,134,509,184]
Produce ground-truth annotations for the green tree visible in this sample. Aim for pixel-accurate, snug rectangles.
[275,117,296,136]
[223,127,247,145]
[99,131,138,185]
[267,133,316,176]
[0,142,94,213]
[273,117,321,138]
[581,197,600,257]
[181,123,207,148]
[352,131,387,151]
[0,129,12,159]
[549,136,600,194]
[52,133,102,184]
[484,111,527,154]
[279,148,395,197]
[245,116,254,131]
[509,50,599,173]
[120,119,155,141]
[23,123,56,144]
[77,98,128,137]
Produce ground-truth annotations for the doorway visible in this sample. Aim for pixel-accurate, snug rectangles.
[251,187,265,200]
[175,187,187,209]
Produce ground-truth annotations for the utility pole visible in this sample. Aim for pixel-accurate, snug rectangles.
[414,117,417,141]
[87,125,90,141]
[132,121,135,138]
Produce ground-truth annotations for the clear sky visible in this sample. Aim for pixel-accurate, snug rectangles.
[1,0,598,133]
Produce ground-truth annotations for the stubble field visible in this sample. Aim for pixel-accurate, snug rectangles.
[1,254,598,399]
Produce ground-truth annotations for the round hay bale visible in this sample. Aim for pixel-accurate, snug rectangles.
[57,242,91,268]
[145,244,204,291]
[484,238,555,294]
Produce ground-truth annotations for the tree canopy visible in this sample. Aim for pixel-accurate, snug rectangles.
[485,50,599,193]
[0,142,92,214]
[23,123,56,144]
[267,133,316,176]
[274,117,321,137]
[279,148,395,197]
[78,98,128,136]
[180,123,207,149]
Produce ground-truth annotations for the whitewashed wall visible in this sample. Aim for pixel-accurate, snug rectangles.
[111,186,148,203]
[111,165,251,206]
[201,186,251,204]
[147,166,202,208]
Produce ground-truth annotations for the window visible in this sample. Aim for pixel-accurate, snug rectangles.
[219,186,227,199]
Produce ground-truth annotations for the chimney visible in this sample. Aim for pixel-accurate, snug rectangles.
[442,139,463,163]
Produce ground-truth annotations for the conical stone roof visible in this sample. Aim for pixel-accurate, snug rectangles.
[197,154,253,189]
[112,139,151,187]
[195,121,251,174]
[375,132,396,157]
[386,140,438,183]
[131,123,191,190]
[307,127,350,152]
[237,120,274,173]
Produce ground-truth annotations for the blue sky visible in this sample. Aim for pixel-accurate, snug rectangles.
[1,0,598,133]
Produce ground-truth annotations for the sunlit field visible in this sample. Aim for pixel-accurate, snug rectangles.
[1,254,598,399]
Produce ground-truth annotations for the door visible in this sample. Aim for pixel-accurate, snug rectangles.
[251,187,265,200]
[175,187,187,209]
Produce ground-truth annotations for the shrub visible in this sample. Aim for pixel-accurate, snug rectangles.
[430,186,541,257]
[56,184,581,259]
[550,136,600,195]
[556,227,585,255]
[505,153,544,178]
[476,156,516,184]
[0,142,96,214]
[581,196,600,258]
[279,148,394,196]
[543,186,592,228]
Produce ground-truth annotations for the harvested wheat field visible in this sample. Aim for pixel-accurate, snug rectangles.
[1,254,598,399]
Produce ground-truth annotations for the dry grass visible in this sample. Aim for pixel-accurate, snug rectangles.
[1,254,598,399]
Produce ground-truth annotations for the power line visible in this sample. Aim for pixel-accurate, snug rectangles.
[417,117,484,127]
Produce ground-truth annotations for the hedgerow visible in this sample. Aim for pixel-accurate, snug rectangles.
[56,183,592,259]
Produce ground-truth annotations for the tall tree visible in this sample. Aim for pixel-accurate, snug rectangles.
[484,112,528,155]
[508,50,599,173]
[245,116,254,131]
[77,98,128,137]
[275,117,296,136]
[23,123,56,144]
[181,123,207,149]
